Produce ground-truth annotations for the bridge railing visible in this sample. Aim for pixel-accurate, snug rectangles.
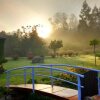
[41,64,100,99]
[5,65,84,100]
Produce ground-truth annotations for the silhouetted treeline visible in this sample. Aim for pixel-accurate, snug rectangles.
[0,0,100,55]
[0,27,47,57]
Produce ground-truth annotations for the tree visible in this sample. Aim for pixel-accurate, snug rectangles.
[78,0,91,32]
[0,37,6,74]
[20,25,47,56]
[49,40,63,57]
[68,14,78,31]
[90,39,99,66]
[89,6,99,32]
[49,12,68,30]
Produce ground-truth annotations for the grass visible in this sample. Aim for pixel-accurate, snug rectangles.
[0,55,100,86]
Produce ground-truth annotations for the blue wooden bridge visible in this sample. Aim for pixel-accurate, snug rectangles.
[5,64,100,100]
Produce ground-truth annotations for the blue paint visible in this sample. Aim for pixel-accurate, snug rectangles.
[77,76,82,100]
[98,75,100,95]
[24,68,27,85]
[32,67,35,93]
[5,64,100,100]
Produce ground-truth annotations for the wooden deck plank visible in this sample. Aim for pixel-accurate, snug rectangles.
[9,84,78,100]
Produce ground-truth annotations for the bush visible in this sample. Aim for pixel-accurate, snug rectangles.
[50,54,56,58]
[0,65,5,74]
[54,68,88,88]
[12,54,19,60]
[96,53,100,57]
[27,79,37,84]
[32,56,44,63]
[0,87,11,98]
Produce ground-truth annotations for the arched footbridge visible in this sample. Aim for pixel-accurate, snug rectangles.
[5,64,100,100]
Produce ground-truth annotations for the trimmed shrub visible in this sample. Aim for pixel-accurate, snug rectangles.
[32,56,44,63]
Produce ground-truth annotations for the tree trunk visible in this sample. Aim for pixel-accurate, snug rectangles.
[53,49,56,58]
[94,45,96,66]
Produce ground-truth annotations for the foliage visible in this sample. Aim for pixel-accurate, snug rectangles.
[78,0,100,33]
[78,0,91,32]
[27,79,37,84]
[96,53,100,57]
[0,37,6,64]
[54,68,88,88]
[32,56,44,63]
[0,26,47,57]
[49,12,78,31]
[49,12,68,30]
[90,39,99,66]
[0,37,6,74]
[12,54,19,60]
[49,40,63,57]
[0,87,11,98]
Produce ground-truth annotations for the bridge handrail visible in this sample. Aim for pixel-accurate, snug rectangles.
[5,66,84,78]
[41,64,100,72]
[6,65,98,100]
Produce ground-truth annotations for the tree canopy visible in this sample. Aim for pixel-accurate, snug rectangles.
[49,40,63,57]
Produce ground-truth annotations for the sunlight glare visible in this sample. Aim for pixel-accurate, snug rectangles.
[37,25,52,38]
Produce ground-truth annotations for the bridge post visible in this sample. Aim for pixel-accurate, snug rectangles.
[32,67,35,93]
[24,68,27,85]
[77,76,82,100]
[50,65,53,89]
[6,71,10,87]
[98,74,100,95]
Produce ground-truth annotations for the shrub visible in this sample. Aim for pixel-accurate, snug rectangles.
[27,79,37,84]
[96,53,100,57]
[51,54,56,58]
[27,52,33,60]
[12,54,19,60]
[0,59,7,74]
[0,87,11,98]
[54,67,88,88]
[0,65,5,74]
[32,56,44,63]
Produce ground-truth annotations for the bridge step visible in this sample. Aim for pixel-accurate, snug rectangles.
[9,84,78,100]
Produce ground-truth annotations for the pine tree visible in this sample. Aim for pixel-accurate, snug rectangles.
[78,0,91,32]
[89,6,99,32]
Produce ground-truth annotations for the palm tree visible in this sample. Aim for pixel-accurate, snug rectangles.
[90,39,99,66]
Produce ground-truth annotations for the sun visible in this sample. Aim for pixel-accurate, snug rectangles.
[37,25,52,38]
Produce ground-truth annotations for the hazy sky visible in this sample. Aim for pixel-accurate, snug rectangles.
[0,0,100,32]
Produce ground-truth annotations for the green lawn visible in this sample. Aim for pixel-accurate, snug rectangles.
[0,55,100,86]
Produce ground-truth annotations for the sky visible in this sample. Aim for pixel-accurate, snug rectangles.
[0,0,100,32]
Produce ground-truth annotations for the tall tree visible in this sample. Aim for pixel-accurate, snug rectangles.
[89,6,99,32]
[68,14,78,31]
[78,0,91,32]
[49,40,63,57]
[90,39,99,66]
[49,12,68,30]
